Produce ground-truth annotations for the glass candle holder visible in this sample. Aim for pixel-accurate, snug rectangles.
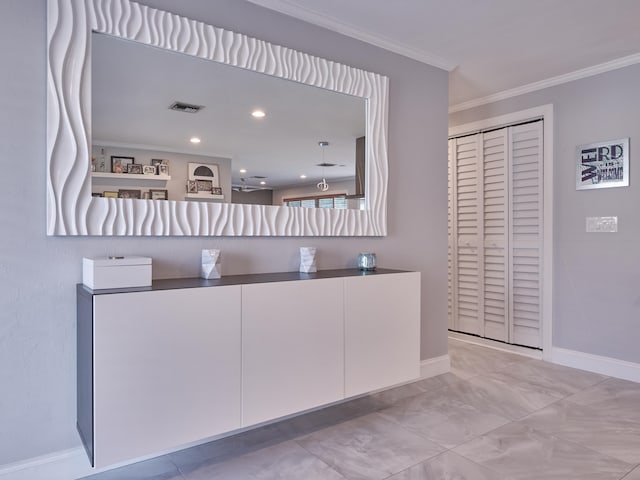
[357,252,376,271]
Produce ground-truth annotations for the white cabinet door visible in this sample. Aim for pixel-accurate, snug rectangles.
[344,272,420,397]
[242,278,344,426]
[93,286,241,467]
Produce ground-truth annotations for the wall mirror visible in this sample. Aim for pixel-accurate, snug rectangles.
[47,0,388,236]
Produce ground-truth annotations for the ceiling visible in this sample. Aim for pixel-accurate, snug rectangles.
[247,0,640,110]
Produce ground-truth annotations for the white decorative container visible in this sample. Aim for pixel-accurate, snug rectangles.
[299,247,317,273]
[201,249,221,279]
[83,256,152,290]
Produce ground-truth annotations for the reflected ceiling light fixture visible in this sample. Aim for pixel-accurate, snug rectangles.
[251,109,266,118]
[316,141,333,192]
[239,168,247,174]
[190,137,201,144]
[169,101,204,114]
[300,174,307,179]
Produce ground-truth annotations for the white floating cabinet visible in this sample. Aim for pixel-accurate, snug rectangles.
[77,269,420,468]
[344,272,421,397]
[242,278,344,426]
[86,287,241,467]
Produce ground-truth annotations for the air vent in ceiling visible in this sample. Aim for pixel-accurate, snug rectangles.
[169,101,204,113]
[316,162,337,167]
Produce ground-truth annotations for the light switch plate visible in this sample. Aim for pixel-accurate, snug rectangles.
[586,216,618,233]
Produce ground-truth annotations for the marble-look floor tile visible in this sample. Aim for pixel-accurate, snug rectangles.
[180,440,344,480]
[463,371,564,419]
[275,396,384,440]
[387,450,507,480]
[623,465,640,479]
[169,423,287,471]
[566,377,640,423]
[412,372,467,393]
[366,381,428,407]
[520,399,640,464]
[378,390,510,448]
[417,370,562,422]
[453,422,632,480]
[449,339,530,379]
[80,456,184,480]
[297,412,445,480]
[493,357,608,397]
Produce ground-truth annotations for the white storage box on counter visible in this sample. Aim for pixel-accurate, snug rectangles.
[83,256,152,290]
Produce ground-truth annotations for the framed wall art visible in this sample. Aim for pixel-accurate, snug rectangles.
[576,138,629,190]
[188,163,220,187]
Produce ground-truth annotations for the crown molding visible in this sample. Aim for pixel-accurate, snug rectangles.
[246,0,457,71]
[449,52,640,113]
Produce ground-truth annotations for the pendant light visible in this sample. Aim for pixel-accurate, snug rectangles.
[317,141,330,192]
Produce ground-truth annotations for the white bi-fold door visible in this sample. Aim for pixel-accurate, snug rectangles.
[448,121,543,348]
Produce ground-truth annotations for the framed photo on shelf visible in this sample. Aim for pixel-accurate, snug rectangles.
[151,159,164,167]
[91,192,102,197]
[196,179,213,192]
[111,156,134,173]
[158,164,169,176]
[187,180,198,193]
[142,165,156,175]
[103,191,118,198]
[211,187,222,196]
[149,189,168,200]
[127,163,143,175]
[118,189,141,199]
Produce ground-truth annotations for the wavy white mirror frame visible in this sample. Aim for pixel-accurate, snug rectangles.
[47,0,388,236]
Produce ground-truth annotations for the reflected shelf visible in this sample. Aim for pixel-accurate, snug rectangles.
[184,192,225,200]
[91,172,172,181]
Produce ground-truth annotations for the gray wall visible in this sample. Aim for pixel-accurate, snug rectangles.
[231,188,274,206]
[0,0,448,465]
[450,64,640,364]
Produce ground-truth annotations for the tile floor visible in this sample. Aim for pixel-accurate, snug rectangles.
[82,338,640,480]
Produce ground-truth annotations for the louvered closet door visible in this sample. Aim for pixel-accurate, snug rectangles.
[509,122,543,348]
[452,135,483,336]
[447,139,456,330]
[482,129,509,342]
[448,121,543,348]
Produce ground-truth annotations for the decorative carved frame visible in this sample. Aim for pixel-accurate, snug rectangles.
[47,0,388,236]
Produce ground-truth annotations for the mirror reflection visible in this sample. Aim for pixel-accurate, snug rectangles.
[91,33,366,209]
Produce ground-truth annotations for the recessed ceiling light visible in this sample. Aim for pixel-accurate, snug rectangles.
[239,168,247,174]
[300,174,307,179]
[190,137,201,144]
[259,181,266,185]
[251,110,266,118]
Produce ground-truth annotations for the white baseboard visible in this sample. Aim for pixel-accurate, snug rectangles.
[420,354,450,378]
[0,447,93,480]
[550,347,640,383]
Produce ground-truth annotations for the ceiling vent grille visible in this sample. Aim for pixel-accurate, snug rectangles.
[169,101,204,113]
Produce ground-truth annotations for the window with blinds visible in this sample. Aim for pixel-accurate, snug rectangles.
[284,194,348,209]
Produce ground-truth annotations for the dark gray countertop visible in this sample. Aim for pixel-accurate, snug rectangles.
[78,268,413,296]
